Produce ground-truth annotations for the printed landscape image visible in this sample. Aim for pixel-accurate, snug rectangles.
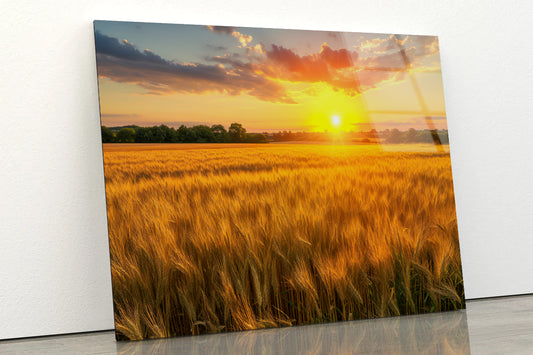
[94,21,465,341]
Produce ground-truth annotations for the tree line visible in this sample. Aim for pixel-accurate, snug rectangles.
[272,128,449,144]
[101,123,269,144]
[374,128,449,144]
[102,124,449,145]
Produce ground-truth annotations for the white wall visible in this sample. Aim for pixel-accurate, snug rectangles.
[1,0,532,340]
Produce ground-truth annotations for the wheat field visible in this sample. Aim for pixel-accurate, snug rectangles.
[102,143,464,340]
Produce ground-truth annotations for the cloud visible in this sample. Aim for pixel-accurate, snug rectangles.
[204,53,250,69]
[206,25,253,47]
[95,32,167,64]
[358,35,409,54]
[95,31,294,104]
[262,40,440,93]
[204,42,374,95]
[205,25,236,35]
[358,49,412,70]
[266,44,330,81]
[264,44,363,94]
[357,34,439,70]
[95,31,440,105]
[247,43,265,55]
[265,44,358,80]
[413,36,439,56]
[235,32,253,47]
[319,43,355,69]
[204,42,399,95]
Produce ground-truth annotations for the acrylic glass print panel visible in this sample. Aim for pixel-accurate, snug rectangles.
[94,20,465,341]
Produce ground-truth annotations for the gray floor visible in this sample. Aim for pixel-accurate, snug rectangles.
[1,294,532,354]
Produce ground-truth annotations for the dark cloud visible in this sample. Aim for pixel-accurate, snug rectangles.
[95,31,166,64]
[206,44,228,51]
[205,25,236,35]
[95,32,294,104]
[319,44,355,69]
[206,26,253,47]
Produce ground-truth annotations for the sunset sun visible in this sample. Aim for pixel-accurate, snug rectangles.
[331,115,341,127]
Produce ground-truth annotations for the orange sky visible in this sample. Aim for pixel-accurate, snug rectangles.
[95,21,448,132]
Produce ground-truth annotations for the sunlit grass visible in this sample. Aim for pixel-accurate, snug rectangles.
[103,143,464,340]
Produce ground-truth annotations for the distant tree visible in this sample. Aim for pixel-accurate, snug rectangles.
[134,127,151,143]
[101,126,115,143]
[158,125,174,143]
[108,123,325,144]
[177,125,197,143]
[363,129,379,140]
[430,129,443,146]
[176,125,187,142]
[229,123,246,142]
[169,128,181,143]
[386,128,403,143]
[116,127,135,143]
[439,130,449,144]
[148,126,165,143]
[192,125,215,143]
[245,133,269,143]
[285,131,294,141]
[416,130,433,143]
[211,124,229,143]
[405,128,417,143]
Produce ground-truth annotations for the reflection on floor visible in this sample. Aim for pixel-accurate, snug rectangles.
[2,294,533,354]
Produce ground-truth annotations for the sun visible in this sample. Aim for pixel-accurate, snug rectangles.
[331,115,341,127]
